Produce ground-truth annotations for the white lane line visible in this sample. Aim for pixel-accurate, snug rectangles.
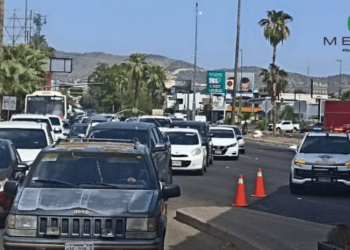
[240,155,253,159]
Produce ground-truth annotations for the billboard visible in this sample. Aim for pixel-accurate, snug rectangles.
[225,72,255,97]
[165,80,192,93]
[206,71,226,94]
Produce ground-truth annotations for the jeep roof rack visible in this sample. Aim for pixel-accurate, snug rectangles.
[54,138,140,149]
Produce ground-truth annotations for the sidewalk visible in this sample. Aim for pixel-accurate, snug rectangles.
[176,206,332,250]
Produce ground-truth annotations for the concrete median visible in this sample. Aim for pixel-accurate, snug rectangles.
[176,206,332,250]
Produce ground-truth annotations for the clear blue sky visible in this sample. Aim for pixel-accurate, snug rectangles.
[5,0,350,77]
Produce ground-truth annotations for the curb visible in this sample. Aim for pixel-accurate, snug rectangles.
[244,137,297,147]
[176,209,259,250]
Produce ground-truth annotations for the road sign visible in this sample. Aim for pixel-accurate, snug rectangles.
[206,71,226,94]
[2,96,17,111]
[70,87,84,97]
[294,100,307,113]
[132,108,138,114]
[259,100,273,114]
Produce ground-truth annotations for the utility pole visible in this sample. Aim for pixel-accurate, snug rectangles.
[24,0,28,43]
[336,59,342,97]
[0,0,4,54]
[238,49,243,117]
[231,0,241,125]
[191,2,199,120]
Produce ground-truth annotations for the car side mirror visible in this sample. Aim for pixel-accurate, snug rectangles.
[163,184,181,199]
[16,162,29,172]
[4,181,18,195]
[154,143,167,151]
[78,134,86,138]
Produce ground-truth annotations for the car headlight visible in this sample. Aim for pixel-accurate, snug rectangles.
[126,217,157,232]
[191,148,202,156]
[227,143,237,148]
[345,162,350,167]
[6,215,37,237]
[294,159,306,167]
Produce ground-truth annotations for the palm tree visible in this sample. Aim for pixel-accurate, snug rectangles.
[341,90,350,101]
[260,64,288,99]
[0,0,4,55]
[126,54,148,108]
[30,35,55,58]
[146,64,166,106]
[259,10,293,135]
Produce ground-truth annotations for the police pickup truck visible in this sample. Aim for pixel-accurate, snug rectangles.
[290,132,350,194]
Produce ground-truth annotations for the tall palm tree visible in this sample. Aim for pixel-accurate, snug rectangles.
[146,64,166,106]
[0,0,4,55]
[259,10,293,135]
[260,64,288,99]
[126,54,148,108]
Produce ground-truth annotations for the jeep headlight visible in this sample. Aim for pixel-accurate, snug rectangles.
[6,215,37,237]
[191,148,201,156]
[294,159,306,167]
[126,217,157,239]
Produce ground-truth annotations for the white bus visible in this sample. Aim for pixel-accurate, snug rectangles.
[25,91,68,120]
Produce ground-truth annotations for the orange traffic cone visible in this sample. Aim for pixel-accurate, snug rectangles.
[231,174,248,207]
[251,168,266,198]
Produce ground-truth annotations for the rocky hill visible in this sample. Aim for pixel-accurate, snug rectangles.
[53,51,350,94]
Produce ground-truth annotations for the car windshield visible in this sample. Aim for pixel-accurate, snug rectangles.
[27,152,155,190]
[165,132,199,145]
[0,145,9,169]
[300,136,350,154]
[49,117,60,126]
[71,126,88,136]
[0,129,47,149]
[210,129,235,138]
[170,124,207,138]
[12,118,52,131]
[81,118,89,123]
[90,129,148,145]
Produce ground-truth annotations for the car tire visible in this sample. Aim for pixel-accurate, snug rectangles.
[196,165,204,176]
[233,154,239,161]
[293,128,297,133]
[240,149,245,154]
[289,175,303,195]
[277,128,281,134]
[167,166,173,184]
[209,152,213,165]
[159,234,165,250]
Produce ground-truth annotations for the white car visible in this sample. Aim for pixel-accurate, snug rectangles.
[218,125,245,154]
[0,122,53,165]
[290,132,350,195]
[46,114,66,139]
[11,114,58,141]
[138,115,172,133]
[164,128,207,175]
[210,126,239,160]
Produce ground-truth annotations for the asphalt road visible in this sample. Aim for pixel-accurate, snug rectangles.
[167,140,350,248]
[1,141,349,249]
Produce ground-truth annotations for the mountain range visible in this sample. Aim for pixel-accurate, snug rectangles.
[53,51,350,94]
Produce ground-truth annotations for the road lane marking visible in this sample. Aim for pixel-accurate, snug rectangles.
[240,155,253,159]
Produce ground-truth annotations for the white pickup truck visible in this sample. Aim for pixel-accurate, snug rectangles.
[269,120,300,133]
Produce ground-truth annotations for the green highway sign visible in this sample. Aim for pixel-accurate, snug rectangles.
[206,71,226,94]
[69,87,83,96]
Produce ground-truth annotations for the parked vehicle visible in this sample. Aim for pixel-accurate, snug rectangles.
[290,132,350,195]
[169,121,214,166]
[210,126,239,160]
[218,125,245,154]
[138,115,172,133]
[0,122,53,165]
[0,139,29,226]
[88,122,173,184]
[46,114,66,139]
[269,120,300,133]
[164,128,207,175]
[324,100,350,131]
[300,122,324,133]
[3,139,180,250]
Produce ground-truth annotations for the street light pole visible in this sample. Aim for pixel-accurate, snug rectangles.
[192,2,199,121]
[238,49,243,117]
[336,59,342,97]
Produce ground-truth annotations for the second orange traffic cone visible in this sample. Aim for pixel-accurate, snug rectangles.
[231,174,248,207]
[251,168,266,198]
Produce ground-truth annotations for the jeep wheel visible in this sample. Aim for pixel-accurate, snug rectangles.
[289,175,303,195]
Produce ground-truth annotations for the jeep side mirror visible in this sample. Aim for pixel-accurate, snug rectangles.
[163,184,181,199]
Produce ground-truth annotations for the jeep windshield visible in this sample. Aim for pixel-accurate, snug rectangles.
[26,152,156,190]
[300,136,350,154]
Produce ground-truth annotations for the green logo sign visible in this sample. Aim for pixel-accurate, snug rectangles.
[348,16,350,31]
[206,71,226,94]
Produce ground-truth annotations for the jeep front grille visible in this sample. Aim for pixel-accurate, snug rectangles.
[37,217,125,238]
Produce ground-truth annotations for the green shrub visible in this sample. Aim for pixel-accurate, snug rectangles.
[327,224,350,250]
[255,120,269,131]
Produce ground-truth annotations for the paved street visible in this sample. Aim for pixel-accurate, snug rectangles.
[1,141,349,249]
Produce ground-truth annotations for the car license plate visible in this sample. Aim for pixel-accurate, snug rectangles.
[172,161,181,166]
[215,150,222,155]
[318,177,331,183]
[65,243,94,250]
